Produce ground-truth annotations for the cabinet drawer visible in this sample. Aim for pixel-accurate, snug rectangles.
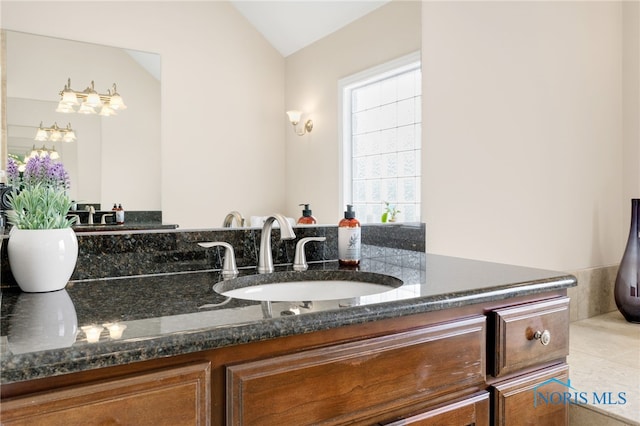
[227,316,486,425]
[493,363,569,426]
[383,391,489,426]
[0,362,211,426]
[492,297,569,377]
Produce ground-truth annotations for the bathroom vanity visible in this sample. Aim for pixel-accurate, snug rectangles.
[0,250,575,425]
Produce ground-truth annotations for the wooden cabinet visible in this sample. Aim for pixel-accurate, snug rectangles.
[489,297,571,426]
[491,297,570,377]
[0,293,571,425]
[493,364,569,426]
[383,391,490,426]
[227,317,486,425]
[0,362,211,426]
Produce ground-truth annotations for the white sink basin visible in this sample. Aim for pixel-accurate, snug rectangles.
[213,271,402,302]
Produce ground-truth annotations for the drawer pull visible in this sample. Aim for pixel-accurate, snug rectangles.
[533,329,551,346]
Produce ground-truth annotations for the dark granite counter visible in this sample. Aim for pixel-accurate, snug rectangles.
[0,252,576,385]
[71,223,178,233]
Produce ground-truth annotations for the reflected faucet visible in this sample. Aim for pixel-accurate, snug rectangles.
[85,206,95,225]
[222,211,245,228]
[257,214,296,274]
[198,241,239,279]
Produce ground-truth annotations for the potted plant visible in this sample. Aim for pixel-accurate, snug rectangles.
[381,201,400,223]
[6,154,78,292]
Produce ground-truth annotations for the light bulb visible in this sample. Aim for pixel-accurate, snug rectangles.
[78,103,96,115]
[109,94,127,110]
[286,110,302,125]
[34,128,48,141]
[85,92,102,108]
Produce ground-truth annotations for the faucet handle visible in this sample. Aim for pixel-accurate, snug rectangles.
[100,213,114,225]
[293,237,326,271]
[198,241,239,279]
[68,214,81,225]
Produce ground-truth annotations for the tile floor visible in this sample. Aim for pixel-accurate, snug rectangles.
[568,311,640,426]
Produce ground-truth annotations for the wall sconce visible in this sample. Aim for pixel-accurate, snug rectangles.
[56,78,127,116]
[286,110,313,136]
[34,122,76,143]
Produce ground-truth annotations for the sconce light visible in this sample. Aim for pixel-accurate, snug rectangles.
[34,122,76,143]
[56,78,127,116]
[286,110,313,136]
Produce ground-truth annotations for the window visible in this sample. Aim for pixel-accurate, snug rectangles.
[340,53,421,223]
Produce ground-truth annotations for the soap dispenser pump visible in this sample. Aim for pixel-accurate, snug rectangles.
[338,204,361,266]
[297,204,317,225]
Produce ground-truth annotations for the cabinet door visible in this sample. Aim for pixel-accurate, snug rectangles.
[492,297,569,377]
[227,316,486,425]
[0,362,211,426]
[384,391,489,426]
[493,364,569,426]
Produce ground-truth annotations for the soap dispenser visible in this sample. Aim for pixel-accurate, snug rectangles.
[338,204,361,266]
[297,204,317,225]
[116,204,125,225]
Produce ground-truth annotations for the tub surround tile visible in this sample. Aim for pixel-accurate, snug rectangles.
[567,265,619,322]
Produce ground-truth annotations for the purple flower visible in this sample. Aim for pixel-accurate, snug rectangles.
[6,157,20,187]
[20,154,71,191]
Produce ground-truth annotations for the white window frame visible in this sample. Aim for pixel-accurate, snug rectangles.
[338,51,422,221]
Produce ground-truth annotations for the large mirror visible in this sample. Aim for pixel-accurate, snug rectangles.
[2,0,420,228]
[4,30,161,212]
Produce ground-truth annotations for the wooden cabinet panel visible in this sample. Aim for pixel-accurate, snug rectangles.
[227,316,486,425]
[0,362,211,426]
[383,391,490,426]
[492,297,569,377]
[493,364,569,426]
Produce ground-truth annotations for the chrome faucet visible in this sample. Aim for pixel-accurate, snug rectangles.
[86,206,95,225]
[293,237,326,271]
[198,241,239,279]
[222,211,245,228]
[257,214,296,274]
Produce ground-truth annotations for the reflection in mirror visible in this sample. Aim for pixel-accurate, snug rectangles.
[4,30,161,211]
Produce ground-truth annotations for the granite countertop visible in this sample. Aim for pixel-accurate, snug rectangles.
[71,223,178,233]
[0,253,576,385]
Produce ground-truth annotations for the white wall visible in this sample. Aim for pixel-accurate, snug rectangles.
[422,1,635,271]
[3,1,638,273]
[623,1,640,208]
[284,0,421,224]
[1,1,285,228]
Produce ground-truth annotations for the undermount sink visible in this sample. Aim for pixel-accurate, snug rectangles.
[213,270,403,302]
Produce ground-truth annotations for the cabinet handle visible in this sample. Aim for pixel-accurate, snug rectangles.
[533,329,551,345]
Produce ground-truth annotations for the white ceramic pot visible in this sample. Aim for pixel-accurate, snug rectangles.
[7,290,78,354]
[8,227,78,292]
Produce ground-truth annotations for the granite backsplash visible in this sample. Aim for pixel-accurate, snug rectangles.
[1,223,425,287]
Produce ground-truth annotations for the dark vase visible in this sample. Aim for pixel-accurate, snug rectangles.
[615,198,640,323]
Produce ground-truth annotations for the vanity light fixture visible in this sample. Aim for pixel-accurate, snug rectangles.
[27,144,60,160]
[34,122,76,143]
[56,78,127,116]
[286,110,313,136]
